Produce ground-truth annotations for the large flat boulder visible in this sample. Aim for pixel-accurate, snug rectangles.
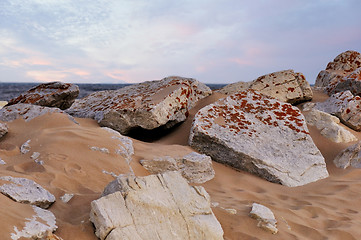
[314,91,361,131]
[67,76,211,134]
[189,90,328,187]
[0,176,55,209]
[5,82,79,110]
[217,70,312,104]
[140,152,215,184]
[0,104,77,123]
[315,50,361,93]
[90,171,223,240]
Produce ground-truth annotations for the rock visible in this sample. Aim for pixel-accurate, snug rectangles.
[91,171,224,240]
[302,108,357,143]
[5,81,79,110]
[249,203,278,234]
[60,193,74,203]
[0,176,55,208]
[11,206,57,240]
[315,50,361,92]
[189,90,328,187]
[90,146,110,154]
[0,101,8,109]
[0,122,8,139]
[67,76,212,134]
[218,70,312,104]
[21,140,31,154]
[327,68,361,96]
[0,103,77,123]
[0,158,6,165]
[140,152,215,184]
[333,141,361,169]
[314,91,361,131]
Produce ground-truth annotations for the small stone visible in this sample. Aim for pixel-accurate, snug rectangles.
[0,158,6,165]
[60,193,74,203]
[31,152,41,160]
[0,122,8,139]
[90,146,110,154]
[20,140,31,154]
[223,208,237,215]
[0,176,55,208]
[250,203,278,234]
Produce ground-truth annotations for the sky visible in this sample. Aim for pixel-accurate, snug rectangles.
[0,0,360,84]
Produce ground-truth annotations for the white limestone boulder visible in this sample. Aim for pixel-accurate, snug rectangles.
[0,176,55,208]
[67,76,212,134]
[11,206,57,240]
[5,81,79,110]
[140,152,215,184]
[189,90,328,187]
[90,171,223,240]
[217,70,312,104]
[0,122,8,139]
[302,108,357,143]
[0,103,77,123]
[314,91,361,131]
[249,203,278,234]
[333,141,361,169]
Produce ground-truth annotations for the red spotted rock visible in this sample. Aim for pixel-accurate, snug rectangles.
[314,90,361,131]
[5,82,79,110]
[66,76,211,134]
[315,50,361,94]
[326,68,361,96]
[218,70,312,104]
[189,90,328,187]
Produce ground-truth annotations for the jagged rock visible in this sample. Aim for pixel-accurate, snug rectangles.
[250,203,278,234]
[0,122,8,139]
[0,176,55,208]
[189,90,328,187]
[140,152,215,184]
[333,141,361,169]
[67,76,212,134]
[314,91,361,131]
[217,70,312,104]
[11,206,57,240]
[91,171,224,240]
[315,50,361,93]
[20,140,31,154]
[5,81,79,110]
[302,108,357,143]
[327,68,361,96]
[0,103,77,123]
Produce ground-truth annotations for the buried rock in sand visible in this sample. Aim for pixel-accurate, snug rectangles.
[190,90,328,187]
[249,203,278,234]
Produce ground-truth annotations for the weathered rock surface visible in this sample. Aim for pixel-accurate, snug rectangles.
[315,50,361,93]
[91,171,223,240]
[302,107,357,143]
[67,76,212,134]
[189,90,328,187]
[5,81,79,110]
[333,141,361,169]
[0,176,55,208]
[140,152,215,184]
[314,91,361,131]
[0,122,8,139]
[327,68,361,96]
[0,103,77,123]
[250,203,278,234]
[11,206,57,240]
[218,70,312,104]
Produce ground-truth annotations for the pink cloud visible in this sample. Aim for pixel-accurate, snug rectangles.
[228,57,253,66]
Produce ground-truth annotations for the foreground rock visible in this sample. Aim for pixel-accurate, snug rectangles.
[0,122,8,139]
[190,90,328,187]
[5,82,79,110]
[314,50,361,93]
[11,206,57,240]
[0,176,55,208]
[218,70,312,104]
[302,106,357,143]
[67,76,212,134]
[314,91,361,131]
[0,104,77,123]
[140,152,215,184]
[333,141,361,169]
[250,203,278,234]
[90,171,223,240]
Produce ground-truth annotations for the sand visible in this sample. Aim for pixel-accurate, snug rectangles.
[0,90,361,239]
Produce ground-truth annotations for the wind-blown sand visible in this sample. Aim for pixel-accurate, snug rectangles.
[0,89,361,239]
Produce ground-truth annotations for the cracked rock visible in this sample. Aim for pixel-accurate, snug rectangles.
[90,171,223,240]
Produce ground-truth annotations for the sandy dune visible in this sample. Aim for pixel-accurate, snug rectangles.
[0,90,361,239]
